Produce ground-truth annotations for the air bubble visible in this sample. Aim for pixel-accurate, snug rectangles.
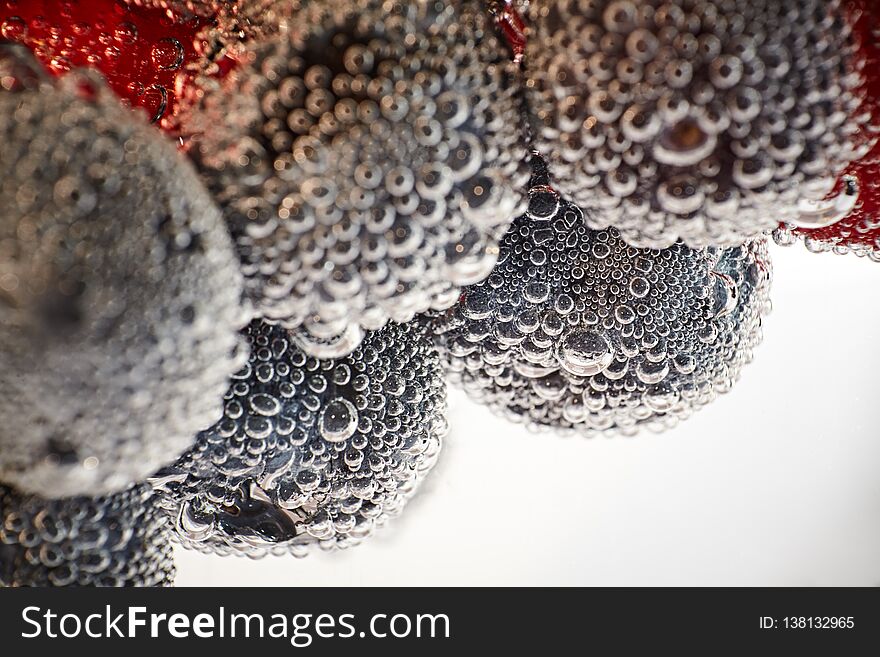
[653,119,716,167]
[792,177,859,229]
[556,330,614,377]
[657,175,705,214]
[113,22,138,45]
[635,359,670,385]
[319,398,359,443]
[531,373,568,401]
[1,16,26,40]
[629,276,650,298]
[709,272,738,319]
[150,38,183,71]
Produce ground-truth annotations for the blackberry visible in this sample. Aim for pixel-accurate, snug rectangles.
[0,47,248,498]
[183,0,529,357]
[434,159,772,436]
[151,318,447,557]
[525,0,869,248]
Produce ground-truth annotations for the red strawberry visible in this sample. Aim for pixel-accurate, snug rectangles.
[783,0,880,260]
[0,0,213,130]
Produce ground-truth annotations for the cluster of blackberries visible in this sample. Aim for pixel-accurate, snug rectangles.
[0,0,873,586]
[0,41,448,585]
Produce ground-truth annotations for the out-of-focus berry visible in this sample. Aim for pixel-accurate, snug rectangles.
[0,483,175,587]
[183,0,529,357]
[525,0,870,248]
[0,47,248,498]
[150,319,446,558]
[434,158,772,436]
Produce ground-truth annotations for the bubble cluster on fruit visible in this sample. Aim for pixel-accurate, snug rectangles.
[151,319,447,557]
[525,0,871,248]
[0,483,175,587]
[0,47,247,498]
[183,0,529,357]
[434,157,772,435]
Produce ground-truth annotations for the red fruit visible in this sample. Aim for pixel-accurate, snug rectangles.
[787,0,880,258]
[489,0,527,64]
[0,0,213,131]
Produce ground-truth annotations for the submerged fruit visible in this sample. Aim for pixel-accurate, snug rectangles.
[151,318,447,557]
[0,49,247,497]
[525,0,870,248]
[183,0,529,357]
[434,158,772,436]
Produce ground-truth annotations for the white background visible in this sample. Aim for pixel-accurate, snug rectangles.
[176,244,880,586]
